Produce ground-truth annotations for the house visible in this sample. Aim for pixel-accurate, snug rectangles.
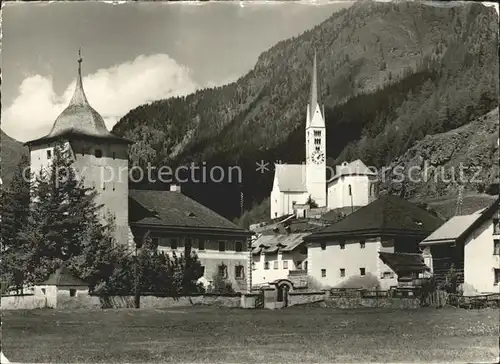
[251,233,309,288]
[420,198,500,295]
[304,194,444,290]
[129,187,253,292]
[269,52,376,219]
[34,266,89,308]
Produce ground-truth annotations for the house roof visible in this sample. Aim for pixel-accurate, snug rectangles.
[305,194,444,241]
[251,233,309,255]
[274,164,307,192]
[41,266,88,287]
[129,189,251,236]
[26,56,131,146]
[378,252,430,273]
[420,197,499,246]
[328,159,376,184]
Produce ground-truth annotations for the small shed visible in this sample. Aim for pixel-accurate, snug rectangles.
[34,266,89,308]
[378,252,430,288]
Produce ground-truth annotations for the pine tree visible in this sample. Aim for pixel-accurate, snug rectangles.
[0,155,31,292]
[18,144,128,289]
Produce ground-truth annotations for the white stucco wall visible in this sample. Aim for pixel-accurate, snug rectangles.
[308,237,397,289]
[464,219,500,294]
[327,175,374,210]
[251,250,307,286]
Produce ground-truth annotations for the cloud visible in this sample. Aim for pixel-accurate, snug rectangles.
[2,54,199,142]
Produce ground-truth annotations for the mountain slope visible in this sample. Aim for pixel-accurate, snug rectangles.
[381,107,499,201]
[0,130,28,187]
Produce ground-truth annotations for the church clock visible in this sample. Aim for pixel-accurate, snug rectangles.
[311,150,325,164]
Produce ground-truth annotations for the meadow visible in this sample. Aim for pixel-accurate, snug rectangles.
[2,306,499,363]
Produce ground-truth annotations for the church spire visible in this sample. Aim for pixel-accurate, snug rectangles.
[309,49,319,119]
[68,48,89,106]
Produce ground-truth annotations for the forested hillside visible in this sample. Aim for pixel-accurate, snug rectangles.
[112,2,498,220]
[0,130,28,187]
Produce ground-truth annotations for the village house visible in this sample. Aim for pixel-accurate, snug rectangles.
[130,187,253,292]
[269,53,377,220]
[25,54,253,293]
[304,195,444,290]
[420,198,500,295]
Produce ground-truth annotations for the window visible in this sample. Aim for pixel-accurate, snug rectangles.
[348,185,352,196]
[315,146,320,152]
[170,238,178,250]
[94,149,102,158]
[360,268,366,276]
[41,288,46,295]
[382,272,392,279]
[360,240,366,249]
[296,261,302,270]
[46,150,52,159]
[494,269,500,285]
[494,240,500,255]
[69,289,76,297]
[235,265,244,279]
[339,241,345,250]
[314,138,321,145]
[340,268,345,277]
[264,262,270,270]
[314,130,321,137]
[235,241,243,252]
[252,262,256,271]
[218,264,227,278]
[320,242,326,250]
[198,239,205,250]
[321,269,326,278]
[218,241,225,252]
[283,261,288,269]
[304,261,308,270]
[274,261,278,270]
[494,219,500,235]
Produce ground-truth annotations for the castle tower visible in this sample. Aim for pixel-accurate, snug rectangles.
[305,51,327,207]
[25,50,133,247]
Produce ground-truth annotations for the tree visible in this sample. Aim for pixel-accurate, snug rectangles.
[306,195,318,208]
[1,156,31,292]
[17,144,128,289]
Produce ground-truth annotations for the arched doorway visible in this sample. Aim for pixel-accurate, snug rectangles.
[276,280,292,307]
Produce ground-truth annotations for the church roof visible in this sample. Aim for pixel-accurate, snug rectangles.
[309,50,319,121]
[305,194,444,240]
[26,52,131,146]
[275,164,307,192]
[329,159,376,183]
[129,189,251,237]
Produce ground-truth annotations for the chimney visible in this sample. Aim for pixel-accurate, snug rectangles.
[170,184,181,193]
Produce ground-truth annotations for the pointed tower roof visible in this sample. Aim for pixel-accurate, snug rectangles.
[26,50,131,146]
[309,50,319,120]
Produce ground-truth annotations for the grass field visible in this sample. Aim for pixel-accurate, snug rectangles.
[2,306,499,363]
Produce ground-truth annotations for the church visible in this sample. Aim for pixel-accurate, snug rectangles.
[25,53,253,292]
[270,53,378,219]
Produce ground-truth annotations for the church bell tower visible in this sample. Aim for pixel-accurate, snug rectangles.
[305,51,327,208]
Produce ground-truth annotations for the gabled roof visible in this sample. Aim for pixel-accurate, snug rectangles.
[41,266,88,287]
[378,252,430,273]
[251,233,309,255]
[129,189,251,236]
[420,198,499,246]
[328,159,376,184]
[274,164,307,192]
[305,194,444,241]
[26,54,131,146]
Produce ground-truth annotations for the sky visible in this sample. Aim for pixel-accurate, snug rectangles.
[1,1,353,143]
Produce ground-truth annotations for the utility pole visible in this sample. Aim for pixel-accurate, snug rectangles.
[134,230,150,309]
[455,184,464,216]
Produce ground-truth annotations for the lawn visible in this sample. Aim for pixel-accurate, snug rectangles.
[2,306,499,363]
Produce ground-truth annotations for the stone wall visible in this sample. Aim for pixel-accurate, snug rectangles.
[1,294,46,310]
[288,291,325,306]
[325,296,421,309]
